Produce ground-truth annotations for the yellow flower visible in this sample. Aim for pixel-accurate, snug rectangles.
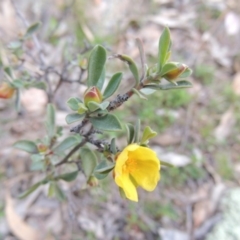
[114,144,160,202]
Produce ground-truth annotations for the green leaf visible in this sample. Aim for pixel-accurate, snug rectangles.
[53,183,65,201]
[161,161,175,168]
[19,182,42,199]
[140,88,156,95]
[87,45,107,87]
[103,72,122,100]
[31,153,44,162]
[77,103,88,114]
[87,101,109,112]
[178,67,192,79]
[56,126,63,136]
[157,27,171,72]
[110,138,117,154]
[19,178,48,199]
[13,140,38,153]
[94,160,108,179]
[65,113,85,124]
[25,22,41,38]
[160,62,178,76]
[56,171,78,182]
[141,126,157,143]
[144,80,192,90]
[4,67,13,78]
[89,114,122,132]
[53,136,78,153]
[30,81,47,90]
[8,40,22,50]
[80,148,97,180]
[118,55,139,86]
[94,162,115,174]
[132,88,148,100]
[126,123,135,144]
[30,161,45,171]
[96,67,105,90]
[11,79,25,88]
[46,104,56,138]
[48,182,55,197]
[134,119,141,143]
[67,97,82,111]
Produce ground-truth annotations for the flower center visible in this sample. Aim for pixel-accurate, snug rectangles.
[123,157,138,173]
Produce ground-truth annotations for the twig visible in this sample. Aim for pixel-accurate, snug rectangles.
[11,0,45,66]
[186,205,193,240]
[55,138,87,166]
[194,213,222,240]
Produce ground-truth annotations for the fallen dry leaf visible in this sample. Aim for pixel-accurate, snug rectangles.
[232,72,240,95]
[5,193,41,240]
[214,107,235,141]
[193,200,210,228]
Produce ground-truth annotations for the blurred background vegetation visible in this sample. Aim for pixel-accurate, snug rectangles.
[0,0,240,239]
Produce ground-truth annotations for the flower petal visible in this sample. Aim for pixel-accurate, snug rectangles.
[115,173,138,202]
[128,146,160,164]
[114,144,139,176]
[130,146,160,192]
[131,161,160,191]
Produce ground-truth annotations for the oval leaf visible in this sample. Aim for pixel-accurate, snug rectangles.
[25,22,41,38]
[65,113,85,124]
[94,160,109,180]
[67,97,82,111]
[97,67,105,90]
[13,140,38,153]
[18,178,48,199]
[19,182,41,199]
[141,126,157,143]
[94,162,115,174]
[53,183,66,201]
[46,104,56,138]
[56,171,78,182]
[30,81,47,90]
[140,88,156,95]
[87,45,107,87]
[53,136,78,153]
[80,148,97,180]
[144,80,192,90]
[118,55,139,86]
[178,67,192,79]
[157,27,171,72]
[103,72,122,99]
[89,113,122,132]
[134,119,141,143]
[126,123,135,144]
[132,88,148,100]
[87,101,109,112]
[161,62,178,76]
[8,40,22,49]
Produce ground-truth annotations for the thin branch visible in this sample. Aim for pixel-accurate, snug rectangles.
[11,0,45,66]
[55,138,87,166]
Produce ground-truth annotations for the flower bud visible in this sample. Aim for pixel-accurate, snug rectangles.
[38,144,48,153]
[162,64,187,81]
[87,176,99,187]
[84,86,102,106]
[0,82,15,99]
